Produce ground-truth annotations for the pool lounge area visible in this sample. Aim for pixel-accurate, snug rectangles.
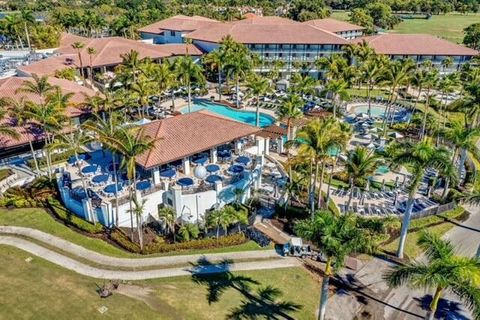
[347,102,411,123]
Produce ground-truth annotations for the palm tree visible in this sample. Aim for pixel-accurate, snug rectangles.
[105,126,155,238]
[224,42,251,109]
[295,211,376,320]
[344,146,381,211]
[360,57,383,116]
[419,69,439,139]
[20,10,35,50]
[245,73,270,127]
[409,68,429,124]
[86,47,96,86]
[4,13,24,48]
[177,223,200,242]
[0,109,20,143]
[131,77,154,118]
[158,206,177,242]
[437,73,460,138]
[441,57,454,73]
[117,50,141,86]
[315,54,349,81]
[323,79,349,118]
[388,139,452,259]
[443,121,480,181]
[384,231,480,320]
[276,94,303,140]
[16,74,53,100]
[203,49,224,101]
[71,42,85,79]
[293,118,351,214]
[127,196,147,251]
[174,56,205,113]
[456,81,480,128]
[289,73,318,96]
[206,208,232,239]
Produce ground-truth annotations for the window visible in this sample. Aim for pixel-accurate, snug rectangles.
[170,30,176,37]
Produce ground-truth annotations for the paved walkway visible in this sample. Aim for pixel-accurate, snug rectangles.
[0,226,300,280]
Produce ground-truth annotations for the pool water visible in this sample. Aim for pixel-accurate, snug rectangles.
[353,105,387,117]
[181,101,275,128]
[376,165,390,175]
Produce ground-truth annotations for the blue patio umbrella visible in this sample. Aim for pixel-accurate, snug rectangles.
[218,150,232,157]
[192,156,208,165]
[228,165,244,174]
[108,163,120,172]
[206,164,220,173]
[67,156,77,165]
[136,180,152,191]
[177,177,194,187]
[160,168,176,178]
[104,183,123,195]
[206,174,222,184]
[81,165,97,174]
[78,153,91,160]
[92,174,109,184]
[170,159,183,168]
[236,156,251,165]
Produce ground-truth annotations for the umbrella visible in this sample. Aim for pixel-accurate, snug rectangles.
[369,127,381,133]
[206,175,222,184]
[108,163,120,172]
[177,177,194,187]
[81,165,97,174]
[192,156,208,165]
[160,168,176,178]
[236,156,251,165]
[361,133,372,139]
[206,164,220,173]
[389,132,404,138]
[92,174,109,184]
[136,180,152,191]
[228,165,245,174]
[366,142,376,149]
[356,113,370,119]
[104,183,123,195]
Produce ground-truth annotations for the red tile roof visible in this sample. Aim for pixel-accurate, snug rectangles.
[17,54,78,77]
[351,34,478,56]
[304,18,365,33]
[185,16,347,45]
[0,76,96,149]
[135,110,261,169]
[138,15,219,34]
[152,43,203,56]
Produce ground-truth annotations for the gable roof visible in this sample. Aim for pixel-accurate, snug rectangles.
[185,16,347,45]
[304,18,365,33]
[351,34,478,56]
[138,15,219,34]
[17,54,78,77]
[135,110,261,169]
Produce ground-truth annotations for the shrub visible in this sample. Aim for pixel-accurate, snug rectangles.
[27,150,75,169]
[110,229,141,253]
[46,198,104,234]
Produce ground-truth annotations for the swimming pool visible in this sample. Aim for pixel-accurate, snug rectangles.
[181,101,275,128]
[375,165,390,175]
[353,105,387,117]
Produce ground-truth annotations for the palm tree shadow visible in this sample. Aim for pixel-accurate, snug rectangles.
[414,295,468,320]
[188,258,302,319]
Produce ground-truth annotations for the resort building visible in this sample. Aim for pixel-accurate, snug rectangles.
[303,18,365,40]
[57,110,282,227]
[351,34,478,71]
[0,76,97,157]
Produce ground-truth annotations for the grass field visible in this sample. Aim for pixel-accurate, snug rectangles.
[331,11,479,43]
[0,208,266,258]
[0,245,320,319]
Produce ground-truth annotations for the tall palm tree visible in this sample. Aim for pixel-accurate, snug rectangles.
[0,109,20,143]
[174,56,205,113]
[344,146,381,211]
[107,126,155,239]
[131,77,154,118]
[289,73,318,96]
[457,81,480,128]
[384,231,480,320]
[276,94,303,140]
[203,49,224,101]
[315,54,348,81]
[419,69,439,139]
[158,206,177,242]
[71,42,85,79]
[295,211,376,320]
[388,139,452,258]
[127,196,147,251]
[20,10,35,50]
[441,57,454,73]
[86,47,96,86]
[16,74,53,101]
[409,68,429,124]
[360,57,383,116]
[4,13,24,48]
[323,79,349,118]
[224,42,251,109]
[293,118,351,214]
[206,208,232,239]
[437,73,460,138]
[245,73,271,127]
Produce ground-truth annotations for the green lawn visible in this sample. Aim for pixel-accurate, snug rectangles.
[0,169,12,181]
[0,245,320,319]
[0,207,266,258]
[332,11,479,44]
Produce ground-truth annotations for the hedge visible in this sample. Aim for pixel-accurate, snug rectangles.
[110,228,248,254]
[27,150,76,169]
[46,198,104,234]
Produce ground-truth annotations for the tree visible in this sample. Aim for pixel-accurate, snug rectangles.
[366,2,401,29]
[158,206,177,242]
[288,0,330,21]
[289,73,318,96]
[245,73,270,127]
[323,79,349,119]
[419,68,439,139]
[276,94,303,140]
[86,47,96,86]
[174,56,205,113]
[349,8,375,35]
[116,49,141,89]
[0,109,20,144]
[360,55,383,116]
[20,9,35,50]
[344,146,381,211]
[387,140,452,258]
[71,41,85,79]
[224,42,251,109]
[206,208,232,239]
[177,223,200,242]
[127,196,147,251]
[295,211,375,320]
[463,23,480,50]
[384,231,480,320]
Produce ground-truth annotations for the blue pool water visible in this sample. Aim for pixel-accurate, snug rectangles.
[181,101,275,128]
[353,105,387,117]
[375,165,390,175]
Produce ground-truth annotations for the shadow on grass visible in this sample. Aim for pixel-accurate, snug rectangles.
[188,257,302,319]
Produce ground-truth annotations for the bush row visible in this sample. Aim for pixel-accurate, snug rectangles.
[27,150,75,169]
[110,228,248,254]
[46,198,104,234]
